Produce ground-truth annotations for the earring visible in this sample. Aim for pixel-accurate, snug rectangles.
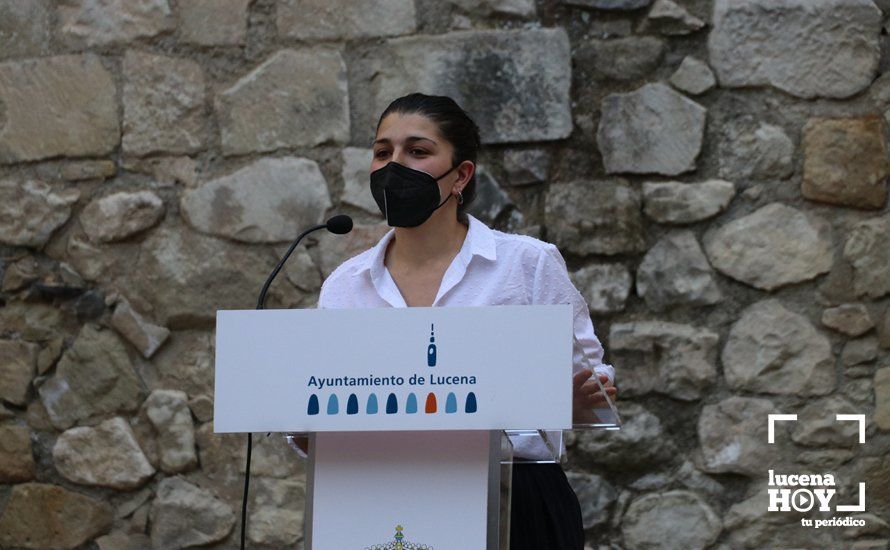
[457,190,464,205]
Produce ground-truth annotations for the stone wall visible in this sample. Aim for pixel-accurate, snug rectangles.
[1,0,889,548]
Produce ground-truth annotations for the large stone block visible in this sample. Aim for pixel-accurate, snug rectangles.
[0,340,37,406]
[142,389,197,473]
[53,417,155,489]
[570,263,632,314]
[698,396,783,476]
[802,116,888,209]
[597,83,706,175]
[719,118,794,180]
[669,56,715,95]
[216,48,350,155]
[635,230,722,312]
[708,0,881,98]
[844,213,890,299]
[0,301,71,342]
[0,424,35,482]
[122,51,206,157]
[278,0,415,40]
[842,336,879,367]
[150,477,235,549]
[642,179,735,224]
[0,55,118,163]
[80,190,165,243]
[0,483,112,549]
[38,325,145,430]
[350,28,572,146]
[544,179,645,256]
[111,299,170,359]
[582,36,665,81]
[821,303,874,337]
[0,0,50,59]
[503,148,551,186]
[722,299,835,396]
[181,157,331,243]
[58,0,174,47]
[245,478,305,546]
[193,422,301,505]
[622,491,721,550]
[609,321,719,400]
[122,224,303,325]
[151,331,214,396]
[703,203,833,291]
[0,180,79,248]
[178,0,249,46]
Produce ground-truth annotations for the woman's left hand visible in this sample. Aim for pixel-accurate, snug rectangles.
[572,368,617,410]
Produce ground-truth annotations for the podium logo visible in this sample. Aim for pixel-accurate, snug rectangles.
[766,413,868,529]
[365,524,433,549]
[306,321,480,417]
[427,323,437,367]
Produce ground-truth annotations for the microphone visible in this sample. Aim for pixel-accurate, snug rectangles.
[326,214,353,234]
[241,214,353,549]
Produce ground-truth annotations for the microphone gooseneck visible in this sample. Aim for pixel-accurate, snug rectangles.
[255,215,354,309]
[241,215,353,549]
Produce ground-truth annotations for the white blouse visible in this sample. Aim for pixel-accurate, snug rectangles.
[315,214,616,460]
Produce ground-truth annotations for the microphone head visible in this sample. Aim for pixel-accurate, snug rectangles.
[325,214,353,234]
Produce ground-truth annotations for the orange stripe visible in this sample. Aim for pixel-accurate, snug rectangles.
[425,392,437,413]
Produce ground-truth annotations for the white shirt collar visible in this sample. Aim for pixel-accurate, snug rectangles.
[357,214,497,307]
[358,213,497,276]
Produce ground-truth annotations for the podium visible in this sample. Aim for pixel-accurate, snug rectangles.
[215,305,619,549]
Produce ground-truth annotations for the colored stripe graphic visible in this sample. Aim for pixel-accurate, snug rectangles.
[425,392,437,413]
[346,393,359,415]
[406,393,418,414]
[366,393,379,414]
[445,392,457,413]
[327,394,339,415]
[465,392,478,413]
[386,393,398,414]
[307,394,319,415]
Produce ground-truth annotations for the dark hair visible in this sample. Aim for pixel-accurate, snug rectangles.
[376,93,482,224]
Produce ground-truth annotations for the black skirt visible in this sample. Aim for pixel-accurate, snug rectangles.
[509,463,585,550]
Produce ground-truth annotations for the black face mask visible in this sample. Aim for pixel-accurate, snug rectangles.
[369,161,459,227]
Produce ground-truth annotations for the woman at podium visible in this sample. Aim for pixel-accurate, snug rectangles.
[315,93,618,550]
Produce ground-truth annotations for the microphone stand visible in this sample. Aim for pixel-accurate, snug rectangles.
[240,216,352,549]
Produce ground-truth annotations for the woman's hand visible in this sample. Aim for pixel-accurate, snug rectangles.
[572,368,617,423]
[285,434,310,458]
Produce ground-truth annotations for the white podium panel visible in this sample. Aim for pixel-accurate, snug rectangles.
[308,431,495,549]
[214,305,573,433]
